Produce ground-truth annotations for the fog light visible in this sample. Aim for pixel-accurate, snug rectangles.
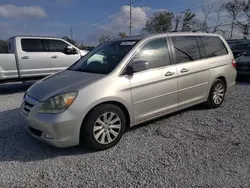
[44,133,54,139]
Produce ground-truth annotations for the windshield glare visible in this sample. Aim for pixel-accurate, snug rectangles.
[69,40,139,74]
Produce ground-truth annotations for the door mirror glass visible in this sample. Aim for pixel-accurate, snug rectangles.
[127,60,149,75]
[65,45,77,54]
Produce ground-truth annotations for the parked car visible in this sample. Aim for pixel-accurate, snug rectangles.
[20,32,236,150]
[227,40,250,76]
[0,36,88,83]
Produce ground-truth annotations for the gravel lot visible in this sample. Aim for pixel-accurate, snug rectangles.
[0,79,250,188]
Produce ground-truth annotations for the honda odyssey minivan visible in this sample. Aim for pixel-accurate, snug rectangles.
[20,33,237,150]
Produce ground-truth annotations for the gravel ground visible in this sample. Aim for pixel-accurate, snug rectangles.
[0,80,250,188]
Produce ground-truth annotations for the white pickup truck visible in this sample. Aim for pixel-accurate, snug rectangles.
[0,36,89,83]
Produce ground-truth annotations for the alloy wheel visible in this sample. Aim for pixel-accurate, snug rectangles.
[93,112,121,144]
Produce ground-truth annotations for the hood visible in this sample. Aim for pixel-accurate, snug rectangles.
[27,70,104,101]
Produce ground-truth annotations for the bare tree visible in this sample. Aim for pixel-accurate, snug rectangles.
[200,5,215,32]
[223,1,241,39]
[211,6,224,33]
[223,0,250,39]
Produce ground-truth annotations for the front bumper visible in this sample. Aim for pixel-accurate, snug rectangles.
[20,97,83,148]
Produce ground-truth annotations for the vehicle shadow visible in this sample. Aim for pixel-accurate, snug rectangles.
[0,81,35,94]
[0,108,94,162]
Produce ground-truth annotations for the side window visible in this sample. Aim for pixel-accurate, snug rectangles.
[21,39,45,52]
[172,36,200,64]
[46,39,72,53]
[200,36,228,57]
[130,38,170,71]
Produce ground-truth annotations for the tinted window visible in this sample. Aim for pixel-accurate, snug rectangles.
[21,39,45,52]
[201,36,228,57]
[46,39,70,53]
[172,36,200,64]
[68,40,138,74]
[130,38,170,71]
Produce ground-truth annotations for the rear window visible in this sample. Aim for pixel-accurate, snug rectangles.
[200,36,228,57]
[21,39,46,52]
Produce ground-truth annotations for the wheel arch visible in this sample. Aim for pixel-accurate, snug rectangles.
[80,99,132,135]
[216,76,227,91]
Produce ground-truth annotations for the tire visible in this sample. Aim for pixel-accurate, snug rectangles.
[206,79,226,109]
[80,104,126,150]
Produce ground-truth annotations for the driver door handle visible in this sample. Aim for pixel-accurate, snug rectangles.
[165,71,175,76]
[180,68,189,73]
[51,55,58,59]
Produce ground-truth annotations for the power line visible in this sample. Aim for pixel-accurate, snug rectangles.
[74,8,122,31]
[73,0,233,36]
[74,0,163,32]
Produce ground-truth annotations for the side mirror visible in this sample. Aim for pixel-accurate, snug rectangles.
[65,45,77,54]
[126,60,149,75]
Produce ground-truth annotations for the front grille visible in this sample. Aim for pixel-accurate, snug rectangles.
[23,101,34,114]
[28,126,42,137]
[22,95,38,115]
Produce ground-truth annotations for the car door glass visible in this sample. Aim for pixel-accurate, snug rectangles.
[21,39,45,52]
[172,36,200,64]
[130,38,170,72]
[47,39,76,53]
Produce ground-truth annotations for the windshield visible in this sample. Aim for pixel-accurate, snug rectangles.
[68,40,139,74]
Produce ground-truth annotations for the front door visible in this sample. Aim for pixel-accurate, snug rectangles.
[18,38,51,77]
[45,39,81,74]
[128,38,178,123]
[171,36,209,109]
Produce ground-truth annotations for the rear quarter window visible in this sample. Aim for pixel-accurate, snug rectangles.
[21,39,46,52]
[200,36,228,58]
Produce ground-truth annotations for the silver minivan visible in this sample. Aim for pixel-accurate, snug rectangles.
[20,33,237,150]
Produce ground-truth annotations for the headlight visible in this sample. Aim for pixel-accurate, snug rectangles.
[39,92,78,114]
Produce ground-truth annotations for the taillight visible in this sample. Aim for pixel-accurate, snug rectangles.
[232,59,236,68]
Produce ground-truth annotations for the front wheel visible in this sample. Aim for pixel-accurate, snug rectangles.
[80,104,126,150]
[206,79,226,109]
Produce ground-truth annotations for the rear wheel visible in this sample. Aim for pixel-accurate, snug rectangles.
[80,104,126,150]
[206,79,226,109]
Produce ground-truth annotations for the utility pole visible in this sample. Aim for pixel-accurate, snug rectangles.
[129,0,132,36]
[70,25,73,40]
